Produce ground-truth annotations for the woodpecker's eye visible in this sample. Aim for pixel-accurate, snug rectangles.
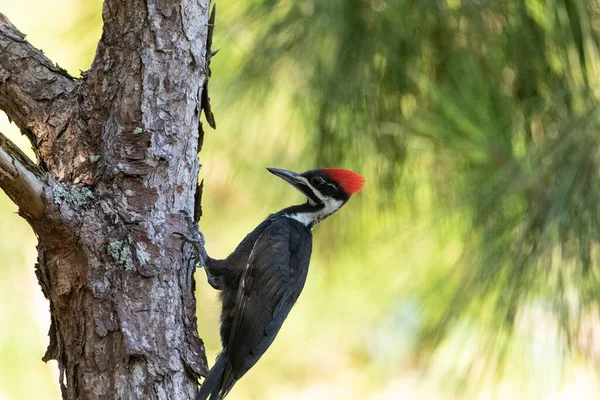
[310,176,325,186]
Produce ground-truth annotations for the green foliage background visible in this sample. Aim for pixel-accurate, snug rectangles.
[1,0,600,398]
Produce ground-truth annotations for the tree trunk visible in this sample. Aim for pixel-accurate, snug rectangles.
[0,1,213,398]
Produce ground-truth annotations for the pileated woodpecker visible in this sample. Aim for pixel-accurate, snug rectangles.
[196,167,365,400]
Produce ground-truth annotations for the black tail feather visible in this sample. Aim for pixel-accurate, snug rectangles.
[197,353,227,400]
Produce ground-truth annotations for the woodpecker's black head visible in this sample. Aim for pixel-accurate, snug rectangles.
[267,167,365,227]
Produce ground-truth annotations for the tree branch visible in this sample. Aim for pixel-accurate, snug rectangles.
[0,13,77,149]
[0,131,44,219]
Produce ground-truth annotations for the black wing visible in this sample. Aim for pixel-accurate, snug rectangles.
[220,217,312,397]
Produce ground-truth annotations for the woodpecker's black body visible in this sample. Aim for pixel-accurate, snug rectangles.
[196,168,364,400]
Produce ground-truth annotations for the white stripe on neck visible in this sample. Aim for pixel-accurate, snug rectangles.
[285,198,344,228]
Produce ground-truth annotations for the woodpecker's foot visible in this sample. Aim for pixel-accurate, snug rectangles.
[174,210,208,267]
[173,231,208,266]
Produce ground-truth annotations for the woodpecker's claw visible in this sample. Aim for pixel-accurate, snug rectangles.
[174,231,208,267]
[173,211,208,268]
[173,228,206,247]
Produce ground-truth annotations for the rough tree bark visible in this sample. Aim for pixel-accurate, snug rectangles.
[0,1,215,398]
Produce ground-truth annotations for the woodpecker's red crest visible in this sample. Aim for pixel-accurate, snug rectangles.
[322,168,365,195]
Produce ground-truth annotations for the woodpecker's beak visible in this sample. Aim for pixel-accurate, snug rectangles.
[267,168,320,203]
[267,168,303,186]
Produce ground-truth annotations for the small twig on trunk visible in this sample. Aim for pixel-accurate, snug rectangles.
[201,4,217,129]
